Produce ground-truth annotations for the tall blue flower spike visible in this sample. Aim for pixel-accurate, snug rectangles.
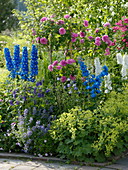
[20,47,29,80]
[13,45,21,73]
[4,45,38,81]
[4,48,15,78]
[78,60,109,98]
[29,45,38,82]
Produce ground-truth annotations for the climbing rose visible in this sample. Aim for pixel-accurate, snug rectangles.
[64,14,71,18]
[52,60,58,66]
[61,76,67,82]
[36,37,40,43]
[40,37,48,44]
[40,17,48,22]
[83,20,89,27]
[80,32,85,38]
[48,65,53,71]
[103,22,111,27]
[59,28,66,35]
[60,60,67,66]
[80,39,84,43]
[71,33,78,38]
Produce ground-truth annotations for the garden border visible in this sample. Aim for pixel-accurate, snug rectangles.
[0,152,112,167]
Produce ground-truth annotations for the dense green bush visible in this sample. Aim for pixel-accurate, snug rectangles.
[50,87,128,162]
[0,0,18,33]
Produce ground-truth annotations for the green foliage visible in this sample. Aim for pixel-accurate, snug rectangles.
[0,0,18,33]
[50,87,128,162]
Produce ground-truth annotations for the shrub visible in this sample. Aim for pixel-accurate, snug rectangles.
[50,87,128,162]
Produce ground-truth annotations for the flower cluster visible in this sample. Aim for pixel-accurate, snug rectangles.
[112,17,128,51]
[13,45,21,72]
[116,53,128,78]
[4,45,38,82]
[35,14,89,47]
[29,45,38,81]
[20,47,29,80]
[4,48,15,78]
[48,59,76,82]
[79,60,109,98]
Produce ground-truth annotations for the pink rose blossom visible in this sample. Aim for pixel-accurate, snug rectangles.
[112,26,120,32]
[64,14,71,18]
[80,32,85,38]
[36,37,40,43]
[60,60,67,66]
[103,22,111,27]
[70,75,76,80]
[59,28,66,35]
[71,33,78,38]
[124,18,128,23]
[50,14,55,18]
[88,36,93,40]
[56,20,65,25]
[66,59,76,64]
[95,28,99,33]
[40,37,48,44]
[83,20,89,27]
[102,35,109,42]
[104,48,110,55]
[71,37,76,42]
[40,17,48,22]
[56,66,62,70]
[95,41,101,46]
[48,65,53,71]
[80,39,84,43]
[32,29,36,36]
[52,60,58,66]
[95,37,101,41]
[61,76,67,82]
[122,39,127,42]
[120,26,128,32]
[115,20,123,26]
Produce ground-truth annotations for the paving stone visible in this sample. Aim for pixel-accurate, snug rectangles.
[77,166,100,170]
[100,168,114,170]
[116,157,128,166]
[0,163,16,170]
[106,164,128,170]
[12,165,37,170]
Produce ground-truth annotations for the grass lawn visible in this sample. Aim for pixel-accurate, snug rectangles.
[0,68,9,83]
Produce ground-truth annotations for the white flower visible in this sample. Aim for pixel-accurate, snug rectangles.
[94,57,102,76]
[45,153,48,156]
[104,74,112,90]
[105,89,109,93]
[124,2,128,8]
[69,90,72,94]
[116,53,123,64]
[121,64,127,77]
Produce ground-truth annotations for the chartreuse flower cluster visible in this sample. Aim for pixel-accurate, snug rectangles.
[79,60,109,98]
[4,45,38,82]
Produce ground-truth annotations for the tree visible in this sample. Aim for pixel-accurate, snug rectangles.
[0,0,18,33]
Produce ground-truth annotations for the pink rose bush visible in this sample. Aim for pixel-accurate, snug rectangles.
[48,59,76,83]
[33,14,127,60]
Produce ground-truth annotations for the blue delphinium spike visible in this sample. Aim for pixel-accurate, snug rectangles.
[79,60,109,98]
[4,48,16,78]
[4,48,14,71]
[29,45,38,81]
[20,47,29,80]
[13,45,21,73]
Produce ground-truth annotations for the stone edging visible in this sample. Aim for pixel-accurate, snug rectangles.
[0,152,112,167]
